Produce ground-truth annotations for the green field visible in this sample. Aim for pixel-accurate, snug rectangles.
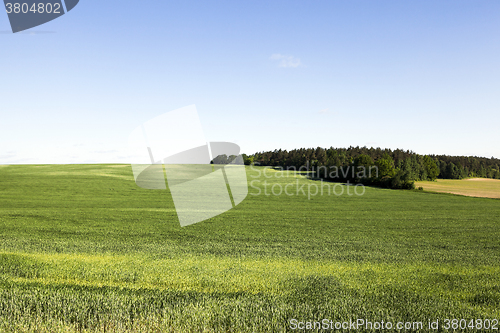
[0,165,499,332]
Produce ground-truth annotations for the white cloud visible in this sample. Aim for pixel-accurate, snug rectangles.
[0,151,16,158]
[270,54,302,68]
[318,108,329,114]
[0,145,133,164]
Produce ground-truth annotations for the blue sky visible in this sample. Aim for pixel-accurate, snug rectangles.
[1,0,499,164]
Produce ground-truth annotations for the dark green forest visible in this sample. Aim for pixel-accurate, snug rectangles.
[242,147,500,190]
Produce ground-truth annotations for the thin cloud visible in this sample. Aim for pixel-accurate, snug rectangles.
[95,150,119,154]
[318,108,329,114]
[0,151,16,159]
[270,54,302,68]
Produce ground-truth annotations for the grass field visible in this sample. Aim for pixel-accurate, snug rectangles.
[415,178,500,199]
[0,165,499,332]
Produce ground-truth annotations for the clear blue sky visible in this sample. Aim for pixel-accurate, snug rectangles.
[1,0,499,164]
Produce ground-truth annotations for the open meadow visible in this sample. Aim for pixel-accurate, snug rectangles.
[0,165,499,332]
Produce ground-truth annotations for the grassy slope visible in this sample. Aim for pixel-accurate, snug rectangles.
[0,165,499,332]
[416,178,500,199]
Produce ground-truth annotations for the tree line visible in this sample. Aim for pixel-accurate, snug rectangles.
[242,147,500,189]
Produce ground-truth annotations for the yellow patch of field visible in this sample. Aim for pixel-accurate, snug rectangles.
[415,178,500,199]
[44,171,132,179]
[2,250,499,303]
